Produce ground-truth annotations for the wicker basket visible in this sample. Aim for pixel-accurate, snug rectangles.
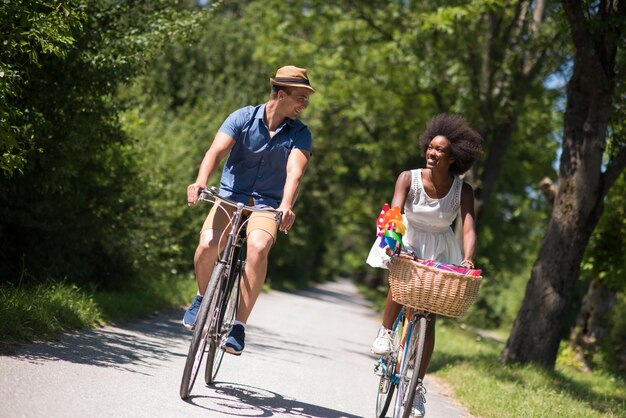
[387,256,482,318]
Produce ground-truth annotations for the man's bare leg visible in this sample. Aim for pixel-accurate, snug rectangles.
[193,229,223,294]
[235,229,273,323]
[183,228,226,329]
[221,229,272,355]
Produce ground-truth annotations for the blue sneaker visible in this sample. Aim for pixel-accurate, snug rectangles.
[182,295,203,329]
[221,324,245,355]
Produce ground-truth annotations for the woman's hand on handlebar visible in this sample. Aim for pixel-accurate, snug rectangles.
[187,183,204,206]
[277,206,295,233]
[384,242,403,257]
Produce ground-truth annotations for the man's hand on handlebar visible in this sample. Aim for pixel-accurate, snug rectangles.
[277,206,295,233]
[187,183,204,206]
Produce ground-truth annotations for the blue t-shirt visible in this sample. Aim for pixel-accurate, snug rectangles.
[218,103,313,208]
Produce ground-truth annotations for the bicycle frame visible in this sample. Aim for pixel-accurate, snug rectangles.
[395,307,430,418]
[198,186,282,321]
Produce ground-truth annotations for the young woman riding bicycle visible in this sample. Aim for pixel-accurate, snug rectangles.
[367,113,483,417]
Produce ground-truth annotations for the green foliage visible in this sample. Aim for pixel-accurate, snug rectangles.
[0,0,85,176]
[120,0,569,302]
[120,1,273,281]
[236,0,565,295]
[581,174,626,290]
[0,0,207,288]
[601,290,626,375]
[576,175,626,373]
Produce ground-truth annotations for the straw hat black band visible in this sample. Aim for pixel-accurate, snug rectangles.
[270,66,315,92]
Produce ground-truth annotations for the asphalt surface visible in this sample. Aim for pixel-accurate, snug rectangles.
[1,279,473,418]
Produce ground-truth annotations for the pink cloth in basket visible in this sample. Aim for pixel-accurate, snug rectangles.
[417,259,482,277]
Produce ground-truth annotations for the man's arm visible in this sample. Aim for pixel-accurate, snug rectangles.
[187,132,235,205]
[277,149,310,232]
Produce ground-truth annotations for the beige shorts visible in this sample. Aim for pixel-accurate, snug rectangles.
[201,200,279,244]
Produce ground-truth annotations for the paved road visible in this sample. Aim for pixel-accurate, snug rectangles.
[1,279,472,418]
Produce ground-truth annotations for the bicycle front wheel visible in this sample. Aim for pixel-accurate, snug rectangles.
[394,315,427,418]
[179,263,224,399]
[376,372,395,418]
[204,262,241,385]
[376,313,404,418]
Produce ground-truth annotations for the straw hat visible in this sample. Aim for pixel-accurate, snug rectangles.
[270,65,315,92]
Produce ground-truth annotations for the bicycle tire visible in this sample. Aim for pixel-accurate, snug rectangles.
[376,313,404,418]
[179,263,225,399]
[394,315,427,418]
[393,315,415,417]
[376,372,395,418]
[204,259,241,385]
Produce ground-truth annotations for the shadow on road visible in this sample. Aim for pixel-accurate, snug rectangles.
[187,382,362,418]
[245,324,330,362]
[293,284,372,309]
[5,312,188,372]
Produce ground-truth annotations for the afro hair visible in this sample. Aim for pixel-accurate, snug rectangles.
[419,113,483,176]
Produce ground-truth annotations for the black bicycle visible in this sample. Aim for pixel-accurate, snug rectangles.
[179,187,281,399]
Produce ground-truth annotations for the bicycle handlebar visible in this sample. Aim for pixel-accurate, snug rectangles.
[198,186,282,224]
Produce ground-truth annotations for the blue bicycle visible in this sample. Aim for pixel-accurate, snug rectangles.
[375,252,481,417]
[375,305,430,418]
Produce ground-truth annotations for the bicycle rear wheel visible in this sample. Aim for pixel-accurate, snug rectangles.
[375,313,404,418]
[204,260,241,385]
[394,315,427,418]
[179,263,224,399]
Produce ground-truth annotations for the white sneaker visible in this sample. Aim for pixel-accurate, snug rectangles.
[371,326,393,355]
[411,382,427,417]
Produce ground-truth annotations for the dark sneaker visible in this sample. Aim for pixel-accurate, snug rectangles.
[182,295,203,330]
[221,324,245,355]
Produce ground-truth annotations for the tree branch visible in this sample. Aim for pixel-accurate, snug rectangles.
[561,0,608,89]
[603,145,626,196]
[351,3,395,42]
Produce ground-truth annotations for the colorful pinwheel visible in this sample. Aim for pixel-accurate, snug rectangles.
[376,204,405,250]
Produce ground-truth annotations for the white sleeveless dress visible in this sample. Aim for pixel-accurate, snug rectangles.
[366,169,463,268]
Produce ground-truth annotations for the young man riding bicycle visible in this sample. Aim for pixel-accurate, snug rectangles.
[184,65,315,355]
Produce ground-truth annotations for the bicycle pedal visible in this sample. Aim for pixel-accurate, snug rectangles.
[374,364,384,376]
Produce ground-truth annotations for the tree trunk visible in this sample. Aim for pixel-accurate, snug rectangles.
[501,0,625,368]
[474,118,516,231]
[500,189,603,367]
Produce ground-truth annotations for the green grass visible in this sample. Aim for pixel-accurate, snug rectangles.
[0,276,197,349]
[433,324,625,417]
[0,281,104,344]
